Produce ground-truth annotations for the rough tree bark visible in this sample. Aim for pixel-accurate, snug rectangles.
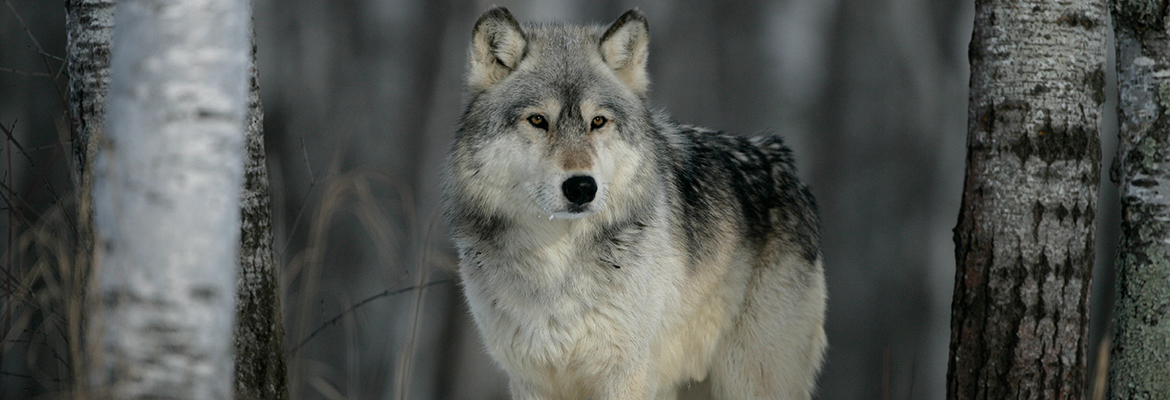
[65,0,112,241]
[948,0,1106,399]
[64,0,113,395]
[89,0,249,398]
[233,12,289,400]
[1108,1,1170,399]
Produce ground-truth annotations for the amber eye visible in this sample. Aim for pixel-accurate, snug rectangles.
[591,116,608,130]
[527,114,548,130]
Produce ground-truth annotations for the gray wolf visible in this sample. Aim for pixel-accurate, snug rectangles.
[442,7,827,399]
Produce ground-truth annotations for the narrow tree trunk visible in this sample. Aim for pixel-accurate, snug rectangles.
[233,12,289,400]
[65,0,112,231]
[1108,2,1170,399]
[948,0,1106,399]
[64,0,113,395]
[89,0,249,398]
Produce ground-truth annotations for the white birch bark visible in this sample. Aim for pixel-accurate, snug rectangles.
[89,0,249,398]
[1109,1,1170,398]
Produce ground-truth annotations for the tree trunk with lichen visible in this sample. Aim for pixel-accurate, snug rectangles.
[1108,1,1170,399]
[947,0,1106,399]
[233,13,289,399]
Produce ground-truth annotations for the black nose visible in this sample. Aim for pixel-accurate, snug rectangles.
[562,175,597,205]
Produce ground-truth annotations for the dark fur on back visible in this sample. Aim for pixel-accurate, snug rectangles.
[650,117,820,270]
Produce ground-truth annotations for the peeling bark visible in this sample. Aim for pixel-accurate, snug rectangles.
[1108,1,1170,398]
[948,0,1106,399]
[90,0,250,398]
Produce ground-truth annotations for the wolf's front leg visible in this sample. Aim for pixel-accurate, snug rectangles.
[598,362,657,400]
[505,364,658,400]
[507,379,550,400]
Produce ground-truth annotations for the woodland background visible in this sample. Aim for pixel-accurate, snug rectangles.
[0,0,1124,399]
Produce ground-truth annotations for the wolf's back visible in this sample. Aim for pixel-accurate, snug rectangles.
[659,122,820,265]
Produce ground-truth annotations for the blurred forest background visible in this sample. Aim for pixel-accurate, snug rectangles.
[0,0,1123,399]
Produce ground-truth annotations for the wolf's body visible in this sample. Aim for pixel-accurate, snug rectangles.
[442,8,826,399]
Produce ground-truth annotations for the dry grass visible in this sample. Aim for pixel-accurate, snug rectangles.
[1,167,451,400]
[281,167,454,400]
[1,201,87,399]
[1090,331,1111,400]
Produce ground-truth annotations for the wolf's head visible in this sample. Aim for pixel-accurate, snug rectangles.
[449,8,658,222]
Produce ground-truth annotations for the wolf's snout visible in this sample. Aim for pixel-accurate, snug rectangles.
[562,175,597,205]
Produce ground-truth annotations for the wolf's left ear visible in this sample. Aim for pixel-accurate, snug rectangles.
[468,7,527,91]
[600,9,650,96]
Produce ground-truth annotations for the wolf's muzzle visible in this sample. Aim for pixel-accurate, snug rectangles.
[562,175,597,205]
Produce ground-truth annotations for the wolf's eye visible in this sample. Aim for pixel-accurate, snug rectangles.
[527,115,548,130]
[591,116,608,130]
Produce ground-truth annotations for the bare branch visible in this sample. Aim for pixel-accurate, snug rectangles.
[0,66,52,78]
[2,0,67,107]
[287,279,454,356]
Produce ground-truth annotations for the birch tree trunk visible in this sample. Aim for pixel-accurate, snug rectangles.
[89,0,249,398]
[233,14,289,399]
[65,0,113,395]
[948,0,1106,399]
[1108,2,1170,398]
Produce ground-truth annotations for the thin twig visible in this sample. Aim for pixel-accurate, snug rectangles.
[299,134,314,184]
[0,121,74,232]
[2,121,35,168]
[277,169,322,257]
[287,279,453,356]
[0,179,36,228]
[396,205,444,399]
[2,0,68,107]
[0,370,41,381]
[278,134,323,256]
[0,66,52,78]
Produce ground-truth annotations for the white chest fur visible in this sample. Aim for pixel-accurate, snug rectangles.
[456,218,671,386]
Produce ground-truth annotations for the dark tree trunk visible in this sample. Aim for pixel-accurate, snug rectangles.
[65,0,111,224]
[1108,1,1170,399]
[948,0,1106,399]
[233,14,289,400]
[64,0,112,395]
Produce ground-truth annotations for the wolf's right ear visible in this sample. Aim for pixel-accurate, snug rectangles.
[600,9,650,96]
[468,7,526,91]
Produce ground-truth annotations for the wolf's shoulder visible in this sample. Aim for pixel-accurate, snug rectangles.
[651,117,819,262]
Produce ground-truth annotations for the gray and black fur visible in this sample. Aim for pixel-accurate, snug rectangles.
[443,7,826,400]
